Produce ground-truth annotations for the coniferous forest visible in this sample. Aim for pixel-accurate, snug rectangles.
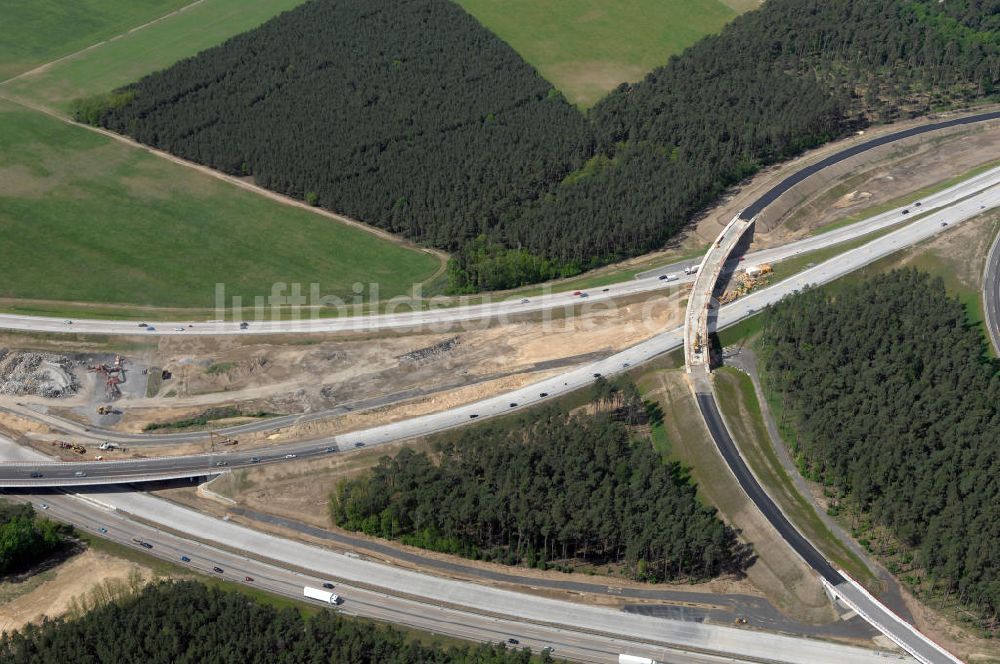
[758,270,1000,631]
[331,383,750,582]
[77,0,1000,291]
[0,580,552,663]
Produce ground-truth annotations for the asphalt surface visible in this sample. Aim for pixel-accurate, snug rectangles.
[14,489,904,664]
[740,110,1000,219]
[1,141,999,340]
[695,393,842,585]
[982,227,1000,355]
[696,390,962,664]
[7,181,1000,488]
[229,505,875,641]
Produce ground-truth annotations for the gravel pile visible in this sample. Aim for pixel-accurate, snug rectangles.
[0,350,79,398]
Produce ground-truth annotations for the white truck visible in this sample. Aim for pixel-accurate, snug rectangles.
[303,586,340,605]
[618,655,659,664]
[684,265,698,275]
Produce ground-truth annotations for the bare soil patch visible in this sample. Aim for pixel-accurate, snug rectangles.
[0,548,153,633]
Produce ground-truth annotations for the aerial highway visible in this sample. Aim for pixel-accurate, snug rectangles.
[3,111,999,664]
[0,113,996,339]
[10,487,905,664]
[5,180,1000,488]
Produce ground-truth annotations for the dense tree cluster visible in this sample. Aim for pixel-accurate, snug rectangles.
[0,580,550,663]
[82,0,591,254]
[757,270,1000,630]
[0,501,63,575]
[331,382,749,582]
[77,0,1000,291]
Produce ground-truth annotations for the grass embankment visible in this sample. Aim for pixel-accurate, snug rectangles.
[143,406,278,431]
[0,0,191,82]
[0,100,440,308]
[635,369,835,619]
[456,0,741,107]
[712,367,875,586]
[1,0,309,110]
[808,157,1000,236]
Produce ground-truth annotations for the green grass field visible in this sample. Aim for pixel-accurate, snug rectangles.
[455,0,744,107]
[1,0,307,111]
[0,100,440,308]
[0,0,193,82]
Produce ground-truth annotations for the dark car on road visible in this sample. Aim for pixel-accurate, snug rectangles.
[213,566,224,574]
[140,542,153,549]
[322,582,335,589]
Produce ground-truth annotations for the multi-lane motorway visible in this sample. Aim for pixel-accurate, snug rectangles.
[5,110,1000,663]
[7,180,1000,488]
[12,488,905,664]
[1,161,1000,338]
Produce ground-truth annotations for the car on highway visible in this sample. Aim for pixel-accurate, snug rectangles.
[146,326,155,332]
[140,542,153,549]
[216,461,228,467]
[506,638,519,645]
[64,320,72,325]
[74,471,87,477]
[902,209,909,214]
[173,327,185,332]
[354,442,365,447]
[658,274,668,280]
[250,456,260,463]
[98,527,108,534]
[324,447,335,453]
[593,372,601,378]
[244,576,254,582]
[213,566,224,574]
[572,291,582,296]
[579,292,589,297]
[520,298,529,304]
[29,471,42,478]
[284,453,297,459]
[941,222,948,227]
[138,322,147,327]
[915,201,922,206]
[39,503,48,510]
[539,392,548,397]
[322,582,335,589]
[180,556,191,563]
[602,288,610,292]
[509,402,517,407]
[469,414,478,418]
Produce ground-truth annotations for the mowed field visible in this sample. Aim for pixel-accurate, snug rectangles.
[0,100,440,308]
[455,0,757,107]
[0,0,441,311]
[1,0,308,111]
[0,0,192,82]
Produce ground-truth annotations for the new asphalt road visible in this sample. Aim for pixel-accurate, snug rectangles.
[0,167,997,340]
[14,489,905,664]
[6,181,1000,488]
[695,393,959,664]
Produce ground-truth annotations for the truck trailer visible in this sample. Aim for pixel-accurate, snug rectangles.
[303,586,340,605]
[618,655,661,664]
[618,655,660,664]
